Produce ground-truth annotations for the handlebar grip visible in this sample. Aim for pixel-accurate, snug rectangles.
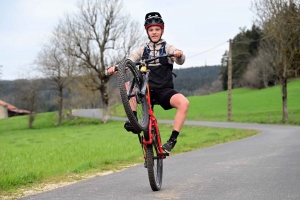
[113,66,128,72]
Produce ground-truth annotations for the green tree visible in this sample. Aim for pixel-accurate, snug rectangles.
[220,25,262,90]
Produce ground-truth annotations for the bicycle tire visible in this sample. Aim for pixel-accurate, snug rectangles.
[117,59,149,131]
[146,143,163,191]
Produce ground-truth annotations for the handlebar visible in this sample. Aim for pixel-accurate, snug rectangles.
[110,53,174,73]
[134,53,174,66]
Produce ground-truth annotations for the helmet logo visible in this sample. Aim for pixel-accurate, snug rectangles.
[147,14,160,19]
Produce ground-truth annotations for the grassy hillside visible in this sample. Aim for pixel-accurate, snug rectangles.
[147,79,300,124]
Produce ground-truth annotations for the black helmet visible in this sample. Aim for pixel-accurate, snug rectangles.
[144,12,164,30]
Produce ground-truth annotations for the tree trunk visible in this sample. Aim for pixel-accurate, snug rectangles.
[99,85,109,123]
[67,87,73,118]
[281,77,288,122]
[263,74,268,88]
[27,91,36,129]
[29,113,35,129]
[58,88,63,125]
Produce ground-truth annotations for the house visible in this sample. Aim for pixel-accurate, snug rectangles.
[0,100,30,119]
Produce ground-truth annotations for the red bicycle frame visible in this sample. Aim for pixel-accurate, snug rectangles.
[142,85,166,158]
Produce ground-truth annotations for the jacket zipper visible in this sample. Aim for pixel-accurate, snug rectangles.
[153,43,156,64]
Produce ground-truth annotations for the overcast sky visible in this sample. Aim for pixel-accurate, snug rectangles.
[0,0,255,80]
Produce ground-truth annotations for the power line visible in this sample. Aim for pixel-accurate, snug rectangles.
[187,41,228,59]
[186,35,271,59]
[232,35,272,44]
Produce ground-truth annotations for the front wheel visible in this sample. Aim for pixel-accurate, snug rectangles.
[117,59,149,131]
[146,143,163,191]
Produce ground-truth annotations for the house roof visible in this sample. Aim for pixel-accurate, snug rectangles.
[0,100,31,114]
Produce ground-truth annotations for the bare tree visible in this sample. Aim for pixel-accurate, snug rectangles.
[244,39,277,88]
[72,84,102,109]
[57,0,145,123]
[35,38,77,125]
[252,0,300,122]
[15,72,41,128]
[52,24,84,118]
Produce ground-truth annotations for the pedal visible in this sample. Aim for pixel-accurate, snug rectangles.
[157,153,169,158]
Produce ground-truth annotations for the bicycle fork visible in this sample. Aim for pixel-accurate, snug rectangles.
[140,117,169,163]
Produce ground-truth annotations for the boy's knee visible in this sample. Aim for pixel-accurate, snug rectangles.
[179,98,189,112]
[183,99,189,110]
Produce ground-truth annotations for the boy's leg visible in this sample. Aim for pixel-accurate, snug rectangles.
[163,93,189,152]
[124,82,140,133]
[126,81,137,112]
[170,93,189,133]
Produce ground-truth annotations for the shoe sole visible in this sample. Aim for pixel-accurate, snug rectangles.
[124,124,141,134]
[163,148,171,154]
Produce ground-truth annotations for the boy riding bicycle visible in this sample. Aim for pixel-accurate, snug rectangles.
[108,12,189,153]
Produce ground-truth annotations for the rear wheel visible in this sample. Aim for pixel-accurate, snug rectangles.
[117,59,149,131]
[146,142,163,191]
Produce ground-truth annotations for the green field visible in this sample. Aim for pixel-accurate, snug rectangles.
[111,79,300,124]
[1,79,299,198]
[0,112,257,198]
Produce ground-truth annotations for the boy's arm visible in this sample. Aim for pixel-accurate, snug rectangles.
[166,44,185,65]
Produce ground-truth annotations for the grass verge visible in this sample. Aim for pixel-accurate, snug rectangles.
[0,112,258,199]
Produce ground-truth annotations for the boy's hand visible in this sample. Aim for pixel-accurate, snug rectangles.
[173,50,183,58]
[107,66,117,75]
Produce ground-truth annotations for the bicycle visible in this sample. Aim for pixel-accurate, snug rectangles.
[116,54,174,191]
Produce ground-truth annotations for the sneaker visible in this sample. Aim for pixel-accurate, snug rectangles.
[162,138,177,153]
[124,120,141,134]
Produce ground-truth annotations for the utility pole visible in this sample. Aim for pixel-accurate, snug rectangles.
[227,39,232,121]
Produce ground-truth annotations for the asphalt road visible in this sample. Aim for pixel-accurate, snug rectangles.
[21,109,300,200]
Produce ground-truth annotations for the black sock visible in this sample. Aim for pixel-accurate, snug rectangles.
[170,130,179,140]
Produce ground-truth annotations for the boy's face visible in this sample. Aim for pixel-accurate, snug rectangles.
[147,26,164,43]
